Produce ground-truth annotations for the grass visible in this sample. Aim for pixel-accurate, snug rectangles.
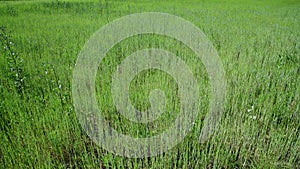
[0,0,299,168]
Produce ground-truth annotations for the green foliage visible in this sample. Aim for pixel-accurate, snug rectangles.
[0,26,26,95]
[0,0,299,168]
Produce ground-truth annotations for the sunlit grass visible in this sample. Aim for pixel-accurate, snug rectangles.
[0,0,299,168]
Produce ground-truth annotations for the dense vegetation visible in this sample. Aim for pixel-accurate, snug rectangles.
[0,0,299,168]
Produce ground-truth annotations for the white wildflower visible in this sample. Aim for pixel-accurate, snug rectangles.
[247,105,254,112]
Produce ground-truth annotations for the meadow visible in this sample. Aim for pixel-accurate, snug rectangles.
[0,0,299,168]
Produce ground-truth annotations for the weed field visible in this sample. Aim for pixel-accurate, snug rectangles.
[0,0,299,168]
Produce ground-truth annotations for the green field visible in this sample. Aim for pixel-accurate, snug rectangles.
[0,0,299,168]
